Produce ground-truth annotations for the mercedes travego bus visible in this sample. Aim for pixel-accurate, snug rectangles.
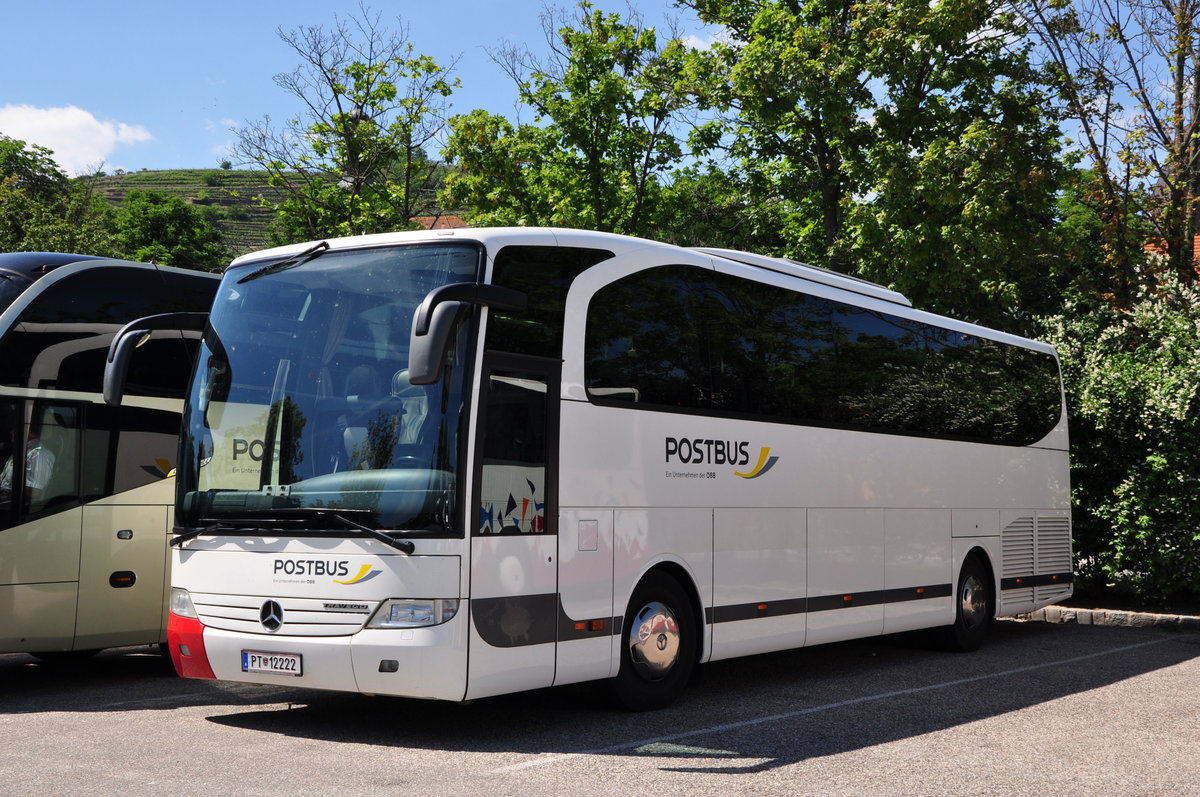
[113,229,1071,708]
[1,252,218,658]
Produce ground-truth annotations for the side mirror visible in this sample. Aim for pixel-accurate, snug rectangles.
[104,312,209,406]
[408,301,466,386]
[408,283,526,385]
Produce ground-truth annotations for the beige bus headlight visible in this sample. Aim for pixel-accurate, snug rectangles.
[170,587,198,619]
[367,599,459,628]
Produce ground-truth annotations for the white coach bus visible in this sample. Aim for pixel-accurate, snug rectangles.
[110,229,1071,708]
[1,253,218,658]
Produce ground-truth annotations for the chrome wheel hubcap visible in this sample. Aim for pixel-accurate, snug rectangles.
[960,574,988,629]
[627,600,680,682]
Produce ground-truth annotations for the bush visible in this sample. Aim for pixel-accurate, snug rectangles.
[1040,270,1200,604]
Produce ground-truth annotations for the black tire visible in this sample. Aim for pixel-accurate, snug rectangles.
[941,553,994,652]
[610,571,697,711]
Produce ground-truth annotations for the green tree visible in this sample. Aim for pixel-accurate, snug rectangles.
[685,0,1065,326]
[685,0,876,270]
[440,109,558,227]
[113,190,229,272]
[1026,0,1200,298]
[233,6,458,242]
[0,135,118,255]
[441,3,698,237]
[849,0,1066,323]
[0,135,68,201]
[654,163,791,252]
[1048,168,1153,306]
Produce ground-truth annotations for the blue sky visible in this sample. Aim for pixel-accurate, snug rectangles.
[1,1,708,175]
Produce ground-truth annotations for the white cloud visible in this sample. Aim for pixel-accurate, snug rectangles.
[211,140,235,161]
[683,27,736,51]
[204,117,238,132]
[0,105,152,175]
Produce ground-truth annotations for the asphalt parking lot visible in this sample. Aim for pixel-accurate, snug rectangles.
[2,619,1198,796]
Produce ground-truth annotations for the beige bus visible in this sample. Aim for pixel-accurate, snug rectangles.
[0,253,217,659]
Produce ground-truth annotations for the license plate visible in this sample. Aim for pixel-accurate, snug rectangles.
[242,650,303,676]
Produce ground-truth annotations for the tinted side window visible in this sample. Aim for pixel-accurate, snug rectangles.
[478,362,556,536]
[0,265,216,391]
[584,265,712,409]
[112,406,181,494]
[487,246,613,357]
[20,403,82,522]
[0,401,84,528]
[585,266,1063,446]
[706,278,840,422]
[0,275,32,315]
[0,400,19,530]
[823,304,1063,442]
[83,404,181,499]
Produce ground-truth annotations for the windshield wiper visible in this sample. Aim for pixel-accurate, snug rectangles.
[174,509,415,554]
[236,240,330,284]
[287,508,416,554]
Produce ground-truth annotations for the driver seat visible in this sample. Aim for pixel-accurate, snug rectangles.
[391,369,429,445]
[343,366,380,467]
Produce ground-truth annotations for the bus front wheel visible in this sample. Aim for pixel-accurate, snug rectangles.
[610,571,697,711]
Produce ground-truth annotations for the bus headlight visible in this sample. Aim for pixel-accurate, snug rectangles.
[170,587,198,619]
[367,599,459,628]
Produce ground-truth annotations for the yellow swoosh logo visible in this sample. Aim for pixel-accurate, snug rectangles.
[735,447,779,479]
[334,564,376,584]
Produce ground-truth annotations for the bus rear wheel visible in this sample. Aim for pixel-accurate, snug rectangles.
[610,571,697,711]
[941,553,994,652]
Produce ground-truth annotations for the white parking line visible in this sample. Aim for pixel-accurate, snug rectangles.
[492,638,1168,773]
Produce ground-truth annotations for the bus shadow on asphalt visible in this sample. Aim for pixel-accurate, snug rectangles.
[0,646,173,712]
[201,620,1200,774]
[0,646,304,714]
[0,645,174,678]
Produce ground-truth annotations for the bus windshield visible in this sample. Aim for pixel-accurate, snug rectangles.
[176,242,482,534]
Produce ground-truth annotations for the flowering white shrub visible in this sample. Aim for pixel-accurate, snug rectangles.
[1040,271,1200,602]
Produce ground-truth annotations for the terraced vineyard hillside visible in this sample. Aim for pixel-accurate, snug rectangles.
[91,169,283,257]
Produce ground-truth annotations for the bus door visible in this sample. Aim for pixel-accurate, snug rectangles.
[77,501,169,649]
[467,354,559,700]
[75,404,174,650]
[0,400,84,653]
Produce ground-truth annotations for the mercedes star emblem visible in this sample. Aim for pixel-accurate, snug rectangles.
[260,600,284,632]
